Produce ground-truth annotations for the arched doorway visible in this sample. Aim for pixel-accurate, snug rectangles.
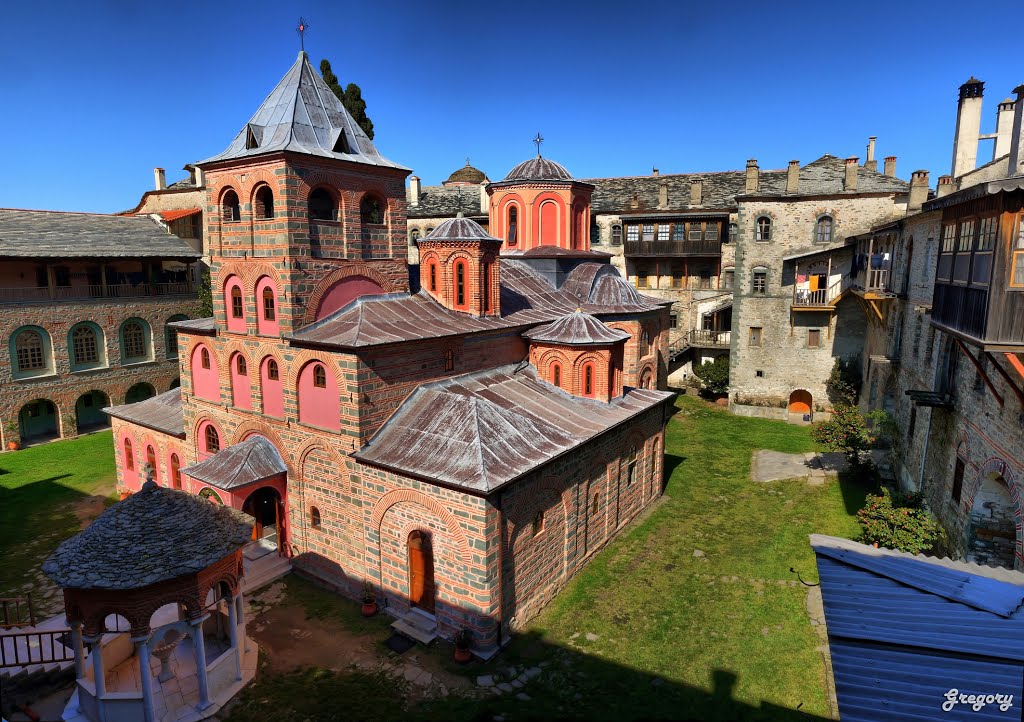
[75,390,110,433]
[966,472,1018,569]
[407,530,435,614]
[125,382,156,404]
[18,399,59,442]
[243,486,283,552]
[788,389,812,415]
[639,367,653,390]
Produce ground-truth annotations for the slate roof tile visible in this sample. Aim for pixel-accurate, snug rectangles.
[104,389,185,438]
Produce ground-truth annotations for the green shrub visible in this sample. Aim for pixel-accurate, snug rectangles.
[825,357,861,406]
[812,404,875,464]
[856,488,941,554]
[693,356,730,396]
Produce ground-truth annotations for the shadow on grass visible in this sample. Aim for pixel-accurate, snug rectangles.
[664,452,687,483]
[835,467,873,517]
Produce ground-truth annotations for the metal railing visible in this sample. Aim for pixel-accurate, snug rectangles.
[0,628,75,670]
[0,595,35,629]
[0,283,193,303]
[687,329,731,347]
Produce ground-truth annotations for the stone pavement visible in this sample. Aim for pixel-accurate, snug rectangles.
[750,450,850,485]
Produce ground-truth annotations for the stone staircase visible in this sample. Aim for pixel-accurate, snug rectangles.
[241,541,292,593]
[390,608,438,646]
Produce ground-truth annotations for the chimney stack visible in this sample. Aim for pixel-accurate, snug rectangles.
[194,166,205,188]
[154,168,166,191]
[408,175,421,206]
[1008,84,1024,178]
[993,98,1016,160]
[865,137,877,172]
[937,175,956,197]
[786,160,800,194]
[745,159,759,193]
[689,180,702,206]
[844,157,859,192]
[951,77,985,178]
[652,167,659,177]
[479,184,488,214]
[908,170,930,212]
[883,156,897,178]
[658,180,669,209]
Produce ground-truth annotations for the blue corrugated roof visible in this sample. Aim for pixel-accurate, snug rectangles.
[811,535,1024,722]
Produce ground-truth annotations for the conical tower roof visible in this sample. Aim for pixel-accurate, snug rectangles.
[199,51,407,170]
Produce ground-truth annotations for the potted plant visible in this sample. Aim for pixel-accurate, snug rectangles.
[116,484,132,500]
[361,580,377,617]
[5,420,20,451]
[453,628,472,664]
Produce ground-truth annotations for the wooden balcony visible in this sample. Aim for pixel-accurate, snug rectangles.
[792,279,845,310]
[686,329,731,348]
[852,268,897,299]
[624,239,722,257]
[0,282,194,305]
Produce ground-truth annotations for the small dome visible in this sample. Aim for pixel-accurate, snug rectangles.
[444,160,488,185]
[524,311,629,346]
[504,156,574,182]
[421,214,501,243]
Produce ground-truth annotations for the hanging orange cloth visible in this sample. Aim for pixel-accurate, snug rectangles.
[809,275,820,291]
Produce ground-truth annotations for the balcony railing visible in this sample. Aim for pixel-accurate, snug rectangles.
[625,239,722,256]
[0,283,194,304]
[852,268,893,294]
[793,279,845,308]
[687,329,731,348]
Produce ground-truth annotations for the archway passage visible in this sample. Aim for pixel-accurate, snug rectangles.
[966,473,1018,569]
[18,399,58,442]
[242,486,283,553]
[788,389,812,415]
[75,390,110,433]
[125,382,156,404]
[407,530,436,614]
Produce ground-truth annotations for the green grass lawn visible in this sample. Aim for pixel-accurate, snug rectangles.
[0,431,118,600]
[229,396,866,721]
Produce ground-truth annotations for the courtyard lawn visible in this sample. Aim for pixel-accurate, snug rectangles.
[228,395,865,721]
[0,431,118,604]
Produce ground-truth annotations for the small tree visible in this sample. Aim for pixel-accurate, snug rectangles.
[692,356,730,396]
[320,59,374,139]
[197,266,213,317]
[812,404,875,465]
[825,357,861,406]
[857,488,941,554]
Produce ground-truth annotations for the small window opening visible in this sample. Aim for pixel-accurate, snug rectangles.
[267,359,279,380]
[313,364,327,388]
[201,347,211,369]
[262,287,276,321]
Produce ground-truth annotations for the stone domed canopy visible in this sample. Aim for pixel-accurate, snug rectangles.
[504,156,574,182]
[524,311,629,346]
[421,214,502,244]
[445,161,488,185]
[43,481,254,590]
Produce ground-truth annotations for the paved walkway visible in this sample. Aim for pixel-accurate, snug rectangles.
[751,450,849,485]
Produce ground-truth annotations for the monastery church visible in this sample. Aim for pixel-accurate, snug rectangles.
[107,51,675,656]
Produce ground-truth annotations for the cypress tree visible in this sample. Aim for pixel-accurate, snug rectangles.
[319,59,375,140]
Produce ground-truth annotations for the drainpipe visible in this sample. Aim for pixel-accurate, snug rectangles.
[494,490,505,649]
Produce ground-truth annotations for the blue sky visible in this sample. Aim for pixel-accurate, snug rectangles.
[0,0,1021,213]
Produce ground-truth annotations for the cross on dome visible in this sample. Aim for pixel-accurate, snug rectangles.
[296,17,309,51]
[533,132,544,157]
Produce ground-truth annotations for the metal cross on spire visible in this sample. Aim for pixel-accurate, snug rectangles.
[533,133,544,157]
[296,17,310,51]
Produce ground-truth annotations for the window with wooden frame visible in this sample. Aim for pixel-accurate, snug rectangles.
[532,510,544,537]
[636,264,650,289]
[669,313,678,330]
[671,264,683,288]
[972,216,996,285]
[262,287,276,321]
[454,260,467,306]
[507,206,518,246]
[611,225,622,245]
[123,438,134,470]
[657,223,670,241]
[749,326,763,347]
[237,355,247,375]
[583,363,594,396]
[483,262,492,313]
[122,321,147,360]
[551,362,562,388]
[952,219,975,284]
[642,224,655,242]
[807,329,821,348]
[72,325,99,365]
[625,447,638,485]
[815,216,833,244]
[688,221,703,241]
[755,216,772,242]
[267,358,279,380]
[592,492,600,515]
[752,268,768,295]
[1012,213,1024,288]
[230,286,243,318]
[723,268,735,289]
[205,425,220,453]
[445,348,454,372]
[937,223,956,281]
[428,262,438,292]
[704,222,719,241]
[672,223,685,241]
[626,225,639,242]
[313,364,327,388]
[201,347,211,369]
[15,329,46,372]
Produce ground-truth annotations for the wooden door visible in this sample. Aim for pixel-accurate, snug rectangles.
[407,531,435,614]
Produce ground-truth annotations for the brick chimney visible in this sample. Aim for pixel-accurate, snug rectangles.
[908,170,930,212]
[154,168,166,191]
[1008,84,1024,178]
[937,175,956,197]
[408,176,421,206]
[689,180,702,206]
[786,160,800,194]
[745,159,759,193]
[479,184,488,214]
[865,137,877,172]
[883,156,897,178]
[844,157,859,192]
[658,180,669,209]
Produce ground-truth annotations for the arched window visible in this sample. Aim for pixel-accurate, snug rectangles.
[221,189,240,223]
[640,330,650,356]
[532,510,544,537]
[583,363,595,397]
[755,216,772,242]
[482,262,492,313]
[146,445,157,481]
[626,446,638,485]
[410,228,421,245]
[123,438,134,471]
[165,314,187,359]
[611,224,622,246]
[230,286,243,318]
[360,194,384,225]
[815,216,833,243]
[507,206,518,246]
[313,364,326,388]
[13,327,50,375]
[121,319,149,361]
[445,348,454,372]
[201,348,211,369]
[254,185,274,219]
[454,260,466,307]
[552,362,562,388]
[70,324,102,369]
[308,188,334,221]
[262,287,276,321]
[592,492,600,515]
[170,453,181,489]
[429,262,438,293]
[267,358,279,380]
[310,507,322,528]
[237,356,247,375]
[205,425,220,454]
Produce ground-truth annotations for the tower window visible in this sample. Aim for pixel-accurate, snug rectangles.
[752,268,768,295]
[507,206,518,246]
[429,262,437,292]
[360,194,384,225]
[254,186,274,219]
[454,261,466,307]
[308,188,334,221]
[311,506,322,528]
[205,425,220,453]
[201,347,211,369]
[231,286,244,318]
[583,363,594,396]
[237,355,247,375]
[262,287,276,321]
[313,364,327,388]
[482,262,492,312]
[552,362,562,388]
[221,189,240,223]
[267,358,279,380]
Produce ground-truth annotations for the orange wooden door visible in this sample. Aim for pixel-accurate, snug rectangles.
[408,531,435,613]
[788,390,812,414]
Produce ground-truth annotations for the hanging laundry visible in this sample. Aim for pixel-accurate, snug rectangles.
[796,274,808,283]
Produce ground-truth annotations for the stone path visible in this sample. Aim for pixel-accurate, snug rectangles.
[750,450,850,485]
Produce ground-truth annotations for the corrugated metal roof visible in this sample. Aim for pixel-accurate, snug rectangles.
[0,209,201,259]
[199,51,407,170]
[104,389,185,438]
[183,436,287,491]
[811,534,1024,722]
[354,364,673,494]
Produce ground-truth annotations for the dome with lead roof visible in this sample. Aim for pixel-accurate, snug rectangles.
[504,156,574,182]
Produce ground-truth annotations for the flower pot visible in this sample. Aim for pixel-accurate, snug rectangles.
[454,646,472,664]
[7,441,20,451]
[361,600,377,617]
[119,491,131,500]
